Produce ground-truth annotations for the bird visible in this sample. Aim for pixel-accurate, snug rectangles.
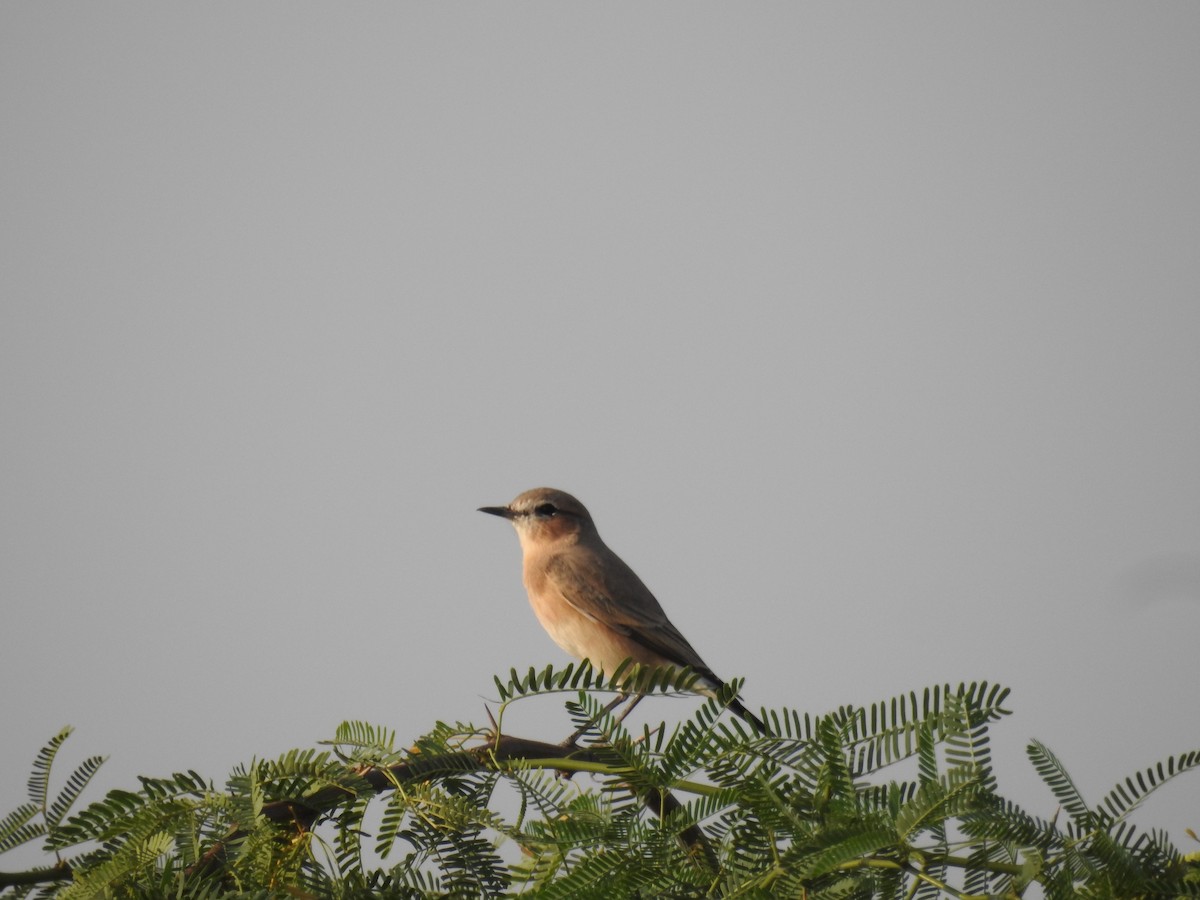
[479,487,766,733]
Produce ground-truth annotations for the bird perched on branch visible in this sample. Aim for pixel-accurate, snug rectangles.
[479,487,766,734]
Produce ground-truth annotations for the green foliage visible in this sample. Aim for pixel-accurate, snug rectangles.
[2,675,1197,898]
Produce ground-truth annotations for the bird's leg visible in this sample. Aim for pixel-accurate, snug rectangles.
[559,692,631,749]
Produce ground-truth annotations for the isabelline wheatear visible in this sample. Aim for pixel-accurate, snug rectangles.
[479,487,765,733]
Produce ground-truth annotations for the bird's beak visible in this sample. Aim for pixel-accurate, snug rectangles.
[478,505,516,520]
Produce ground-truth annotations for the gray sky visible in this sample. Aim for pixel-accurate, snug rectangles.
[3,2,1198,858]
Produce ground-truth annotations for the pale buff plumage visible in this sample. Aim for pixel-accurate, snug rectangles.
[479,487,764,732]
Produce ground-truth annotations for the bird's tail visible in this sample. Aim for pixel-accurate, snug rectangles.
[695,669,770,735]
[726,695,769,735]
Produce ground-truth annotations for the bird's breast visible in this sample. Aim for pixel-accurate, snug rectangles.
[521,553,663,672]
[522,562,585,636]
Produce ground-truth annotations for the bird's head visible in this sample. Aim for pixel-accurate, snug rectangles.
[479,487,594,550]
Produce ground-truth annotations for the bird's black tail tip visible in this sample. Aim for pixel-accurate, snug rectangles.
[727,697,770,736]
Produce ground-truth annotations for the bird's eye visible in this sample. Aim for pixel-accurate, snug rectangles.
[534,503,558,517]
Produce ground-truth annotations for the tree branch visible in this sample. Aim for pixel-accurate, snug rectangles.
[191,732,717,876]
[0,860,70,888]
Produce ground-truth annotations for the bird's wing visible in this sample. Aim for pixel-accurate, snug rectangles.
[544,551,718,680]
[545,548,768,736]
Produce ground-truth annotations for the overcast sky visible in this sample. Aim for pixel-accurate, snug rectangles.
[3,2,1198,861]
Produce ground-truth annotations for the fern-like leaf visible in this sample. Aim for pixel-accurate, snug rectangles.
[56,830,174,900]
[0,801,44,853]
[1096,748,1200,826]
[45,755,106,829]
[894,774,984,841]
[786,819,899,879]
[26,727,73,812]
[1028,739,1093,828]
